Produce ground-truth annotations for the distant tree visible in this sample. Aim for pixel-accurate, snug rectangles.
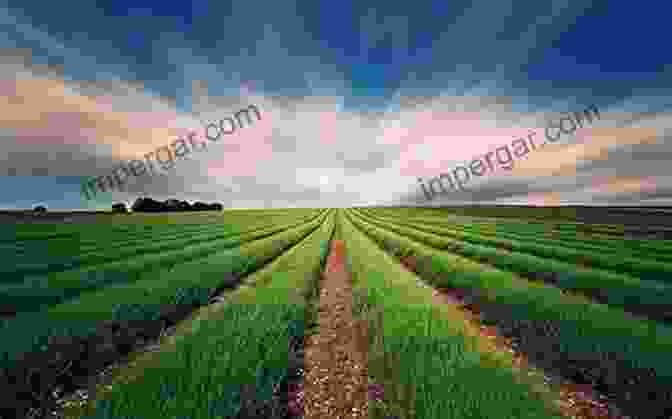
[178,201,192,212]
[163,199,181,212]
[112,203,128,213]
[192,201,210,211]
[131,197,148,212]
[130,197,218,212]
[132,197,165,212]
[33,205,47,214]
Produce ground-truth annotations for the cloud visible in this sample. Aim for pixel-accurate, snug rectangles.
[5,55,672,209]
[397,99,672,206]
[2,0,671,209]
[0,57,402,208]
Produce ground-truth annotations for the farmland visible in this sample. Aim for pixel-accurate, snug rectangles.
[2,207,671,419]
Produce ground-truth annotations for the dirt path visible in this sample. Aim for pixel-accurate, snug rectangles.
[300,239,371,419]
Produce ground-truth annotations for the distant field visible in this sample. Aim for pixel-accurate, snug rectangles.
[3,207,671,419]
[0,210,107,224]
[381,206,672,238]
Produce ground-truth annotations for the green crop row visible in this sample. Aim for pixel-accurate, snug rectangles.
[386,212,672,280]
[8,223,239,271]
[7,209,322,244]
[340,211,564,419]
[13,218,240,252]
[347,210,672,419]
[457,225,672,262]
[443,216,672,260]
[353,210,672,323]
[452,217,672,250]
[369,214,671,260]
[7,209,322,254]
[0,213,327,317]
[360,211,672,266]
[7,216,207,243]
[6,211,324,278]
[63,211,335,419]
[381,206,671,235]
[0,213,326,377]
[366,206,666,235]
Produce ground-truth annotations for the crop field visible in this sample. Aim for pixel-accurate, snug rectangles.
[2,207,671,419]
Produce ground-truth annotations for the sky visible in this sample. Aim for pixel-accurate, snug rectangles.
[1,0,671,209]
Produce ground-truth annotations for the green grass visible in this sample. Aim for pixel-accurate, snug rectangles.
[0,213,328,316]
[353,209,672,323]
[362,210,672,275]
[6,209,322,243]
[341,211,564,419]
[4,211,323,279]
[7,210,322,254]
[371,206,672,233]
[347,209,672,419]
[64,211,335,419]
[8,207,670,419]
[371,212,672,261]
[364,207,672,251]
[0,213,325,372]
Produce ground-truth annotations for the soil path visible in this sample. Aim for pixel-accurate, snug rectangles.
[301,239,370,419]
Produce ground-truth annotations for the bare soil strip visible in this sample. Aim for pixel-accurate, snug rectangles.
[301,240,371,419]
[399,255,627,419]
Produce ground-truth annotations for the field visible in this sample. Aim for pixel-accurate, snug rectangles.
[2,207,671,419]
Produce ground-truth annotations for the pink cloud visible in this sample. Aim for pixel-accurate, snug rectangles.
[589,176,658,195]
[0,79,17,97]
[205,110,275,177]
[524,192,562,206]
[388,108,542,177]
[316,110,340,145]
[12,111,100,145]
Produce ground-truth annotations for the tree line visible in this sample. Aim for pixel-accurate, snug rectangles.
[113,197,223,213]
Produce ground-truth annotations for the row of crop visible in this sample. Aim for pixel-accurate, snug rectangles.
[2,211,330,418]
[359,210,672,286]
[361,211,672,262]
[389,206,664,235]
[353,209,672,324]
[455,224,672,262]
[473,216,671,260]
[11,210,321,260]
[10,215,241,252]
[366,206,672,245]
[1,211,327,359]
[367,210,672,266]
[4,213,290,268]
[8,222,239,271]
[7,209,322,255]
[6,208,321,246]
[6,210,324,278]
[347,209,672,419]
[0,213,328,317]
[340,210,564,419]
[451,216,672,252]
[6,213,219,244]
[60,210,335,419]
